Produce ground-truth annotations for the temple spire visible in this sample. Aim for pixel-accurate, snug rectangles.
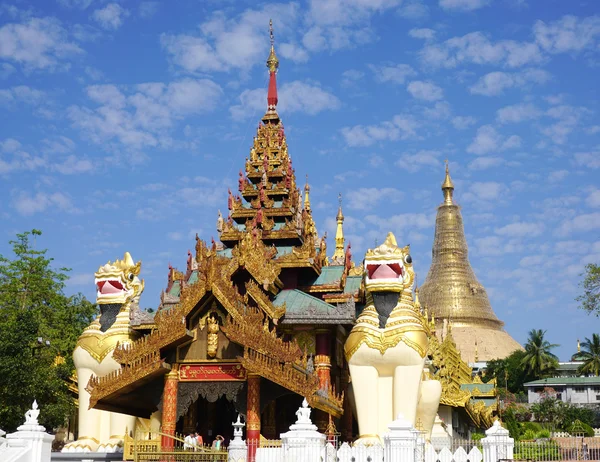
[264,19,279,119]
[442,160,454,205]
[304,175,311,212]
[333,193,345,261]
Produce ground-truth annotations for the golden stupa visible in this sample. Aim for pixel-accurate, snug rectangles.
[419,162,522,362]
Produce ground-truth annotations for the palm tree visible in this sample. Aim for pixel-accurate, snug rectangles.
[521,329,559,378]
[577,334,600,376]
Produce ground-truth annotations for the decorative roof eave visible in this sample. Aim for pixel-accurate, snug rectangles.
[87,350,170,412]
[245,279,286,320]
[239,348,320,402]
[308,393,344,419]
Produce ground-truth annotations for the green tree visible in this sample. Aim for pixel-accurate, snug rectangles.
[577,263,600,315]
[521,329,559,378]
[0,230,97,432]
[576,333,600,376]
[484,349,536,393]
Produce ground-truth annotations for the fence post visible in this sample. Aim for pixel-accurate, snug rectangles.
[481,420,514,462]
[383,414,421,462]
[229,414,247,462]
[5,400,54,462]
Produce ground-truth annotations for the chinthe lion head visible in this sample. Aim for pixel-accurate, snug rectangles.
[94,252,144,305]
[364,232,414,293]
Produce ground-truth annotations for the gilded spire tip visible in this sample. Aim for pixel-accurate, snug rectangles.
[266,19,279,73]
[442,159,454,205]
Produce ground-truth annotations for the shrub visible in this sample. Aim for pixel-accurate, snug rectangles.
[515,441,560,461]
[521,429,537,441]
[536,428,551,438]
[568,420,594,437]
[521,421,542,433]
[471,432,485,442]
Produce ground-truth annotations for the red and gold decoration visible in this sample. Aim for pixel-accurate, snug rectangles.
[247,374,261,462]
[178,363,246,382]
[161,366,179,451]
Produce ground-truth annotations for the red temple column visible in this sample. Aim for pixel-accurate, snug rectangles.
[315,329,331,390]
[247,374,261,462]
[161,366,179,451]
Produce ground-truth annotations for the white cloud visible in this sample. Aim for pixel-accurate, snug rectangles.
[534,15,600,54]
[398,0,429,19]
[396,150,442,172]
[409,28,435,40]
[0,139,46,174]
[370,63,417,84]
[466,125,521,155]
[452,115,476,130]
[0,85,45,106]
[470,69,550,96]
[229,80,340,120]
[53,155,95,174]
[496,221,544,237]
[496,103,542,123]
[574,152,600,169]
[68,79,222,154]
[407,80,444,101]
[279,42,309,63]
[462,181,508,206]
[93,4,129,30]
[439,0,490,11]
[346,187,403,211]
[341,114,418,147]
[587,189,600,208]
[11,190,74,216]
[547,170,569,183]
[419,32,544,69]
[341,69,364,87]
[541,105,587,145]
[139,1,159,19]
[468,156,504,170]
[557,212,600,236]
[161,4,299,73]
[167,231,183,241]
[0,17,82,71]
[58,0,94,9]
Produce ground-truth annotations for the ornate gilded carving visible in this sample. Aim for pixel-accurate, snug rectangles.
[245,279,285,320]
[240,348,320,401]
[206,315,219,359]
[87,350,166,409]
[221,308,301,362]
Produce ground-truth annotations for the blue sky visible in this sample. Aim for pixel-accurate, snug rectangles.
[1,0,598,361]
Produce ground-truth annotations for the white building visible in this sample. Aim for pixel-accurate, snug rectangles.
[524,376,600,405]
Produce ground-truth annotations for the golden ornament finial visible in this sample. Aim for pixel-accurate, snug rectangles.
[333,193,345,261]
[475,340,479,362]
[577,338,581,353]
[442,159,454,205]
[266,19,279,73]
[304,175,311,211]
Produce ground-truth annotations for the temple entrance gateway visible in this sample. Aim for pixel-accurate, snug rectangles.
[176,379,245,446]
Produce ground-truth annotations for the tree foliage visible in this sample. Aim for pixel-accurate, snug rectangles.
[0,230,97,432]
[484,349,536,393]
[521,329,559,378]
[576,333,600,376]
[577,263,600,316]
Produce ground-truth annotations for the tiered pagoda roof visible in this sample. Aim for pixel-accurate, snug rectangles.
[86,23,360,419]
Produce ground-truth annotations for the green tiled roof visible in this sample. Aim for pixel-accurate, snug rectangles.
[169,280,181,297]
[187,270,198,285]
[471,398,497,407]
[274,289,355,324]
[217,248,233,257]
[311,266,344,286]
[524,376,600,387]
[461,383,495,393]
[274,289,335,313]
[344,276,362,294]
